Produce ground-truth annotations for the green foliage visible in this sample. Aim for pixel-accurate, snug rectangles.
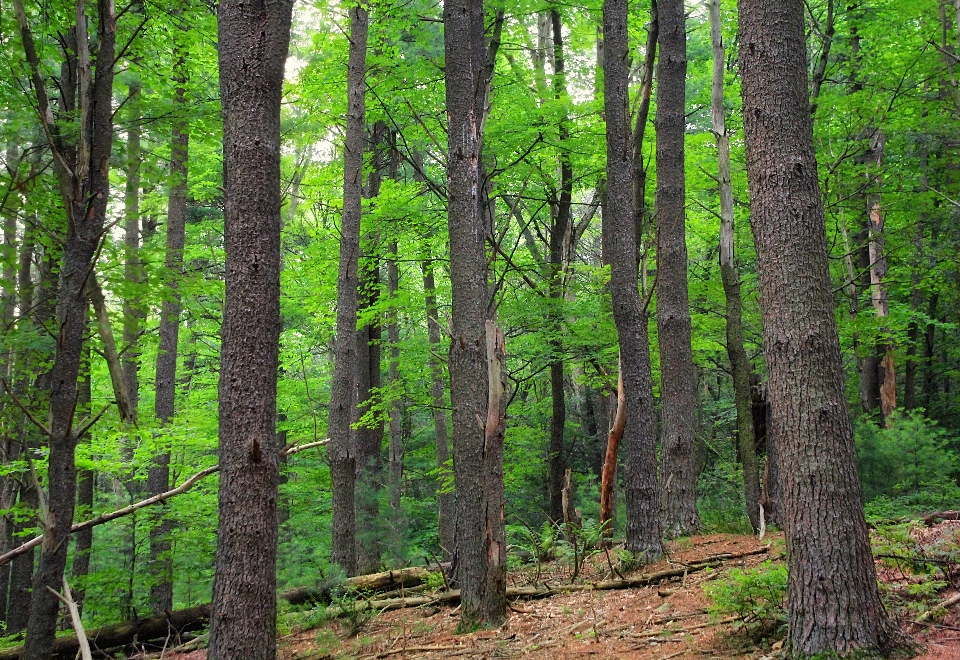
[704,561,788,642]
[856,411,960,506]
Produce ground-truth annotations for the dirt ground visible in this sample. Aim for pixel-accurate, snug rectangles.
[164,529,960,660]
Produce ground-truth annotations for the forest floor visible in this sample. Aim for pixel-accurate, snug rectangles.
[165,524,960,660]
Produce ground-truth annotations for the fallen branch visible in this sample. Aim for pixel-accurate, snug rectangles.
[625,615,740,638]
[47,576,92,660]
[282,567,435,606]
[916,591,960,623]
[0,440,329,568]
[0,605,211,660]
[370,645,465,658]
[329,548,769,616]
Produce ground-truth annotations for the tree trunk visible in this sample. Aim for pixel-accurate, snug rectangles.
[738,0,899,654]
[422,259,454,563]
[70,331,93,616]
[602,0,663,562]
[355,123,388,576]
[444,0,506,629]
[387,243,404,563]
[327,0,368,578]
[655,0,701,538]
[16,1,117,655]
[149,48,189,615]
[707,0,760,533]
[546,8,573,526]
[208,2,293,659]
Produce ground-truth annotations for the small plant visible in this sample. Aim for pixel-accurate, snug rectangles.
[330,587,374,637]
[704,560,788,642]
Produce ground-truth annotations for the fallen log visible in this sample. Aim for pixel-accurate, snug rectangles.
[281,567,435,606]
[330,547,770,615]
[0,604,211,660]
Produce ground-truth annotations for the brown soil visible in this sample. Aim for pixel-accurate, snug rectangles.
[159,530,959,660]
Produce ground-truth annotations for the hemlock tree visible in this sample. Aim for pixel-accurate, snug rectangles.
[444,0,507,630]
[738,0,900,655]
[655,0,701,538]
[602,0,663,563]
[208,1,293,658]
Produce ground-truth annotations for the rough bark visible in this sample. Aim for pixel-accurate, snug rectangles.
[149,48,189,615]
[16,0,118,655]
[655,0,701,538]
[444,0,506,628]
[737,0,899,655]
[208,2,293,659]
[602,0,663,562]
[422,259,454,562]
[328,0,368,578]
[708,0,760,533]
[122,83,143,417]
[546,7,573,525]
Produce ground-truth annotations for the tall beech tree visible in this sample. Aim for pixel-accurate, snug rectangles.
[655,0,701,538]
[738,0,899,655]
[328,0,369,578]
[208,1,293,658]
[444,0,507,629]
[14,0,118,655]
[602,0,663,562]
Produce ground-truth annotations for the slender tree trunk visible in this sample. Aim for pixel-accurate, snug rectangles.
[655,0,701,538]
[327,0,368,578]
[17,1,117,655]
[387,243,403,563]
[422,259,454,562]
[602,0,663,562]
[707,0,760,532]
[119,82,143,622]
[547,7,573,525]
[70,331,92,616]
[355,121,389,575]
[444,0,507,628]
[738,0,899,654]
[149,51,189,616]
[207,2,293,659]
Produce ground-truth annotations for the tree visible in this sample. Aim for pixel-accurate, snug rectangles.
[444,0,507,629]
[13,0,118,655]
[328,0,369,578]
[207,1,293,658]
[655,0,701,538]
[602,0,663,562]
[737,0,900,655]
[706,0,760,532]
[149,35,190,613]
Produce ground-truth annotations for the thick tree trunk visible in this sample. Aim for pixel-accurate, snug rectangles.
[17,1,117,655]
[602,0,663,562]
[327,0,368,578]
[655,0,701,538]
[149,54,189,615]
[208,2,293,659]
[444,0,506,629]
[708,0,760,533]
[738,0,899,655]
[422,259,454,562]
